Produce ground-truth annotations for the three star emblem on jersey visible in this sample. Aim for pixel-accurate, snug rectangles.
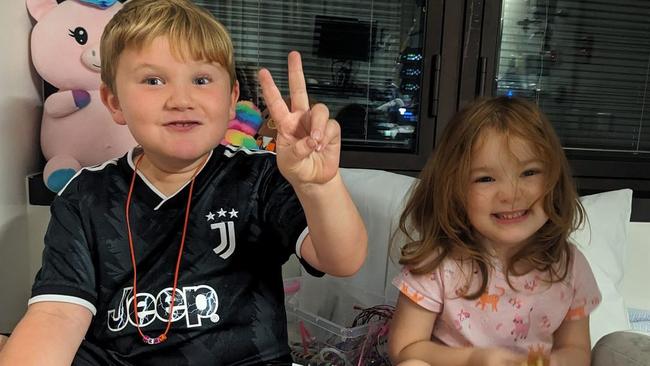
[205,208,238,221]
[206,208,238,259]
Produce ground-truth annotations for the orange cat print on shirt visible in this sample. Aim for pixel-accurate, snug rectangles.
[476,286,505,312]
[401,282,424,303]
[564,298,587,320]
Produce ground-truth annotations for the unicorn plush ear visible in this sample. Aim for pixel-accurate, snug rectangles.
[25,0,57,21]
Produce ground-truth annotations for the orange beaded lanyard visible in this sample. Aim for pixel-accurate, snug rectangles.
[125,154,202,345]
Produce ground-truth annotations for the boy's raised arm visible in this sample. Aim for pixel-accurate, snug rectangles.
[289,170,367,276]
[0,302,91,365]
[258,51,367,276]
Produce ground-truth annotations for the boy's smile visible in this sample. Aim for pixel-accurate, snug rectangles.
[101,36,238,175]
[165,121,201,132]
[466,128,549,261]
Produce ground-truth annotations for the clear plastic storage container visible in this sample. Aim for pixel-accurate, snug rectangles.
[283,276,390,366]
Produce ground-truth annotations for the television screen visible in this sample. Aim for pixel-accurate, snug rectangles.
[313,15,374,62]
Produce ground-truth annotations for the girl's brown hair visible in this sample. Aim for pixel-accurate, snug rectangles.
[396,96,584,299]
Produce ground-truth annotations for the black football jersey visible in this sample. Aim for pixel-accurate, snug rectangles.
[31,145,317,365]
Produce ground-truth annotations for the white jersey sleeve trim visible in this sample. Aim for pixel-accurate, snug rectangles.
[295,227,310,259]
[57,159,119,196]
[28,294,97,316]
[223,145,276,157]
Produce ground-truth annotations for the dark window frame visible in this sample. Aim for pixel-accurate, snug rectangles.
[462,0,650,221]
[31,0,650,221]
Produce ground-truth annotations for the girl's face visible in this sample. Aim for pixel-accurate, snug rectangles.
[466,128,549,259]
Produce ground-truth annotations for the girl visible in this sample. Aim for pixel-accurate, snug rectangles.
[388,97,601,366]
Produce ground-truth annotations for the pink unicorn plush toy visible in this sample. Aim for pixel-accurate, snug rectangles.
[26,0,136,192]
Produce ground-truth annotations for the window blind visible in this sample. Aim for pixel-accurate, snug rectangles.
[194,0,424,150]
[496,0,650,154]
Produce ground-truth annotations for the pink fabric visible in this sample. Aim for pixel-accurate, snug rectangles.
[392,245,601,356]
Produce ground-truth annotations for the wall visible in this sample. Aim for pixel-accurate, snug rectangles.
[0,1,43,332]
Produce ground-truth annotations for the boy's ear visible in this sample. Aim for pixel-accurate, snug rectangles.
[229,81,240,120]
[100,83,126,125]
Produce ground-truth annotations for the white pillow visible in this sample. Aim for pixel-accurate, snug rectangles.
[570,189,633,346]
[339,168,417,296]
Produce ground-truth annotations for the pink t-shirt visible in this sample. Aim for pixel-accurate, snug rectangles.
[392,245,601,356]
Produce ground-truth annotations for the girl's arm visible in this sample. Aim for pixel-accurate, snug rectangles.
[549,316,591,366]
[0,302,91,365]
[388,294,526,366]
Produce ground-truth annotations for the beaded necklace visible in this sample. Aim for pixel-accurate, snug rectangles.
[125,154,201,344]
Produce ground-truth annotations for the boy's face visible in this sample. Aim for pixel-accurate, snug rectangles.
[466,129,549,257]
[101,36,238,166]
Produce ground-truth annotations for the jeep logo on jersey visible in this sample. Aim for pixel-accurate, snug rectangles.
[107,285,219,332]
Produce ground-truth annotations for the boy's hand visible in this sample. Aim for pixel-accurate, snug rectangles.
[258,51,341,186]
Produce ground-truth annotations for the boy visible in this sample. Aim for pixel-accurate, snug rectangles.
[0,0,367,365]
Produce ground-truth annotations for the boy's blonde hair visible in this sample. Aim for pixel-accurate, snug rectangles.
[101,0,236,94]
[396,96,584,299]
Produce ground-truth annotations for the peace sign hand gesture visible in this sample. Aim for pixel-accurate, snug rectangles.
[258,51,341,187]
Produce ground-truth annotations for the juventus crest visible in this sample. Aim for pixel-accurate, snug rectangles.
[205,208,238,259]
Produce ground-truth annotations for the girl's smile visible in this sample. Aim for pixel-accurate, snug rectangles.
[492,209,529,223]
[467,128,549,259]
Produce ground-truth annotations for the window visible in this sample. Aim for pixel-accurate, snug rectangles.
[495,0,650,155]
[482,0,650,220]
[193,0,650,187]
[194,0,443,171]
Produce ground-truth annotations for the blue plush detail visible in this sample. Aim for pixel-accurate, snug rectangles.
[78,0,119,9]
[72,90,91,109]
[47,169,76,192]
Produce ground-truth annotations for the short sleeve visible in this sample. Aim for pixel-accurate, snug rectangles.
[392,266,444,313]
[30,194,97,315]
[259,161,321,276]
[566,247,602,321]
